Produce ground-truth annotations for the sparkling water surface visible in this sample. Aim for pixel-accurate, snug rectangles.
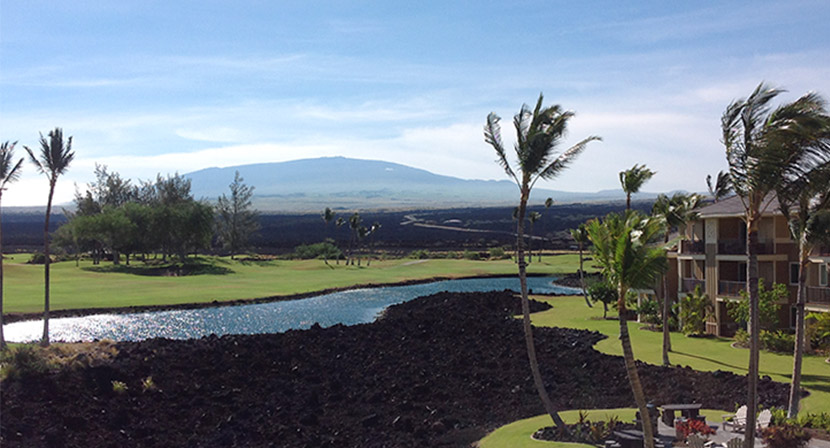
[3,276,578,342]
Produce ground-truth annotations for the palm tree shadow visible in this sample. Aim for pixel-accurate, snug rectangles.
[672,350,748,372]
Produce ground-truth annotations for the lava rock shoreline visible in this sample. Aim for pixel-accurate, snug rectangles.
[0,290,788,447]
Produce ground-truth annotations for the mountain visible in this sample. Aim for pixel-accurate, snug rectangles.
[185,157,669,212]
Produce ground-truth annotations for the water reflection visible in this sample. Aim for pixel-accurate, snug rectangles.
[4,276,578,342]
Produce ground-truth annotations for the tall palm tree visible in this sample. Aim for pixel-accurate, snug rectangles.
[0,141,23,350]
[335,217,345,264]
[322,207,335,266]
[651,193,702,366]
[484,93,600,431]
[722,83,830,447]
[706,170,733,202]
[777,153,830,418]
[619,164,655,210]
[587,211,668,448]
[24,128,75,347]
[348,212,361,266]
[366,221,381,267]
[569,223,592,308]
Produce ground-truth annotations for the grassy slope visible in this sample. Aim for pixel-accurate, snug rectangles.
[1,253,583,314]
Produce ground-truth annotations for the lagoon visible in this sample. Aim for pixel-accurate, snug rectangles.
[3,276,578,342]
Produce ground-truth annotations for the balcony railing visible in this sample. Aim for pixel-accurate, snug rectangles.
[807,286,830,305]
[717,239,775,255]
[680,240,705,255]
[719,280,746,297]
[681,277,705,293]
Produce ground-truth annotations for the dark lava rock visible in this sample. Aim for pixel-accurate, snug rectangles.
[0,290,789,447]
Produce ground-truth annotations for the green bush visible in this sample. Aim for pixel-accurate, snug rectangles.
[806,312,830,352]
[760,423,811,448]
[462,250,480,260]
[728,280,785,331]
[292,242,341,260]
[760,330,795,353]
[680,285,711,335]
[636,299,661,325]
[488,247,507,259]
[409,249,430,259]
[798,412,830,432]
[734,328,749,346]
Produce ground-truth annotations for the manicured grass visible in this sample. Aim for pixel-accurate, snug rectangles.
[1,253,587,315]
[478,408,728,448]
[527,295,830,415]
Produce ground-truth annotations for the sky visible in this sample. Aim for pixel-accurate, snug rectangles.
[2,1,829,206]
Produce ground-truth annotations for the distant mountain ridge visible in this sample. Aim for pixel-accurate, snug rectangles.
[184,157,677,212]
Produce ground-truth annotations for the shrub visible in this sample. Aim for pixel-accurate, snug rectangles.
[760,330,794,353]
[806,312,830,353]
[1,345,52,380]
[292,242,341,260]
[488,247,507,259]
[409,249,430,259]
[142,376,157,392]
[676,418,716,440]
[734,329,749,346]
[798,412,830,432]
[680,285,711,335]
[462,250,480,260]
[111,380,128,394]
[635,299,661,325]
[760,423,811,448]
[728,280,785,331]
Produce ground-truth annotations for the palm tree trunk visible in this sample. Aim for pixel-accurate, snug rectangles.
[618,287,655,448]
[516,191,568,432]
[0,194,5,350]
[744,215,760,448]
[41,181,56,347]
[662,231,671,366]
[578,244,591,307]
[787,244,809,418]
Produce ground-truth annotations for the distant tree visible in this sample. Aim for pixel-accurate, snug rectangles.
[484,93,600,432]
[587,211,668,448]
[25,128,75,347]
[706,170,733,202]
[587,279,616,319]
[335,217,345,264]
[367,221,381,266]
[216,171,259,259]
[527,211,541,264]
[322,208,336,266]
[569,223,591,308]
[619,164,655,210]
[347,212,361,266]
[0,141,23,349]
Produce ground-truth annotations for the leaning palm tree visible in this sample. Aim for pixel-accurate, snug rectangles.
[484,93,600,431]
[619,164,655,210]
[722,83,830,447]
[24,128,75,347]
[706,170,733,202]
[0,141,23,350]
[777,160,830,418]
[569,223,592,308]
[587,211,668,448]
[322,207,335,266]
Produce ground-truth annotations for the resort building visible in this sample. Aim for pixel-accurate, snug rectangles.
[676,195,830,336]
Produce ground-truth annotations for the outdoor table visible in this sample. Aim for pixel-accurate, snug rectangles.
[660,403,703,427]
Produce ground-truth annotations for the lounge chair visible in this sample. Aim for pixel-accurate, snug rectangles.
[756,409,772,431]
[726,438,743,448]
[722,405,747,432]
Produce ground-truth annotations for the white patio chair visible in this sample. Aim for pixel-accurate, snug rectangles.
[722,405,747,432]
[726,437,743,448]
[756,409,772,431]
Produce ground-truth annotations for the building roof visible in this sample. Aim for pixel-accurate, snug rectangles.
[696,194,782,219]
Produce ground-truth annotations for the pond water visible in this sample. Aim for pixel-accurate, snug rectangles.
[3,276,579,343]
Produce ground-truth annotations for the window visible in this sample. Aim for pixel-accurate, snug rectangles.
[821,263,828,287]
[790,306,797,329]
[790,262,799,285]
[738,262,747,283]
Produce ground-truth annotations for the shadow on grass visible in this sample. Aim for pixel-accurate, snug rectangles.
[82,262,234,276]
[672,350,748,372]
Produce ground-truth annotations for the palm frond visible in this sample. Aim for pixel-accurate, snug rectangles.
[484,113,517,183]
[533,135,601,186]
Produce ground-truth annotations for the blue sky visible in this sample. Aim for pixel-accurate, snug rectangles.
[2,1,829,206]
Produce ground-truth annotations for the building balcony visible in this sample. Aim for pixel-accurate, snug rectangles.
[681,277,705,293]
[718,280,746,297]
[808,286,830,305]
[717,239,775,255]
[680,240,705,255]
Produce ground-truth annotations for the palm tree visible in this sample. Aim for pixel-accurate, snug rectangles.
[348,212,361,266]
[0,141,23,350]
[706,170,733,202]
[586,211,668,448]
[569,223,592,308]
[484,93,600,431]
[777,156,830,418]
[527,211,541,264]
[722,83,830,447]
[367,221,381,267]
[619,164,655,210]
[25,128,75,347]
[335,217,345,264]
[322,207,335,266]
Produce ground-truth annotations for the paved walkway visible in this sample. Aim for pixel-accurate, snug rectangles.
[655,419,830,447]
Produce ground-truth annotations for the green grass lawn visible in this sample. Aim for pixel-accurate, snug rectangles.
[1,253,585,314]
